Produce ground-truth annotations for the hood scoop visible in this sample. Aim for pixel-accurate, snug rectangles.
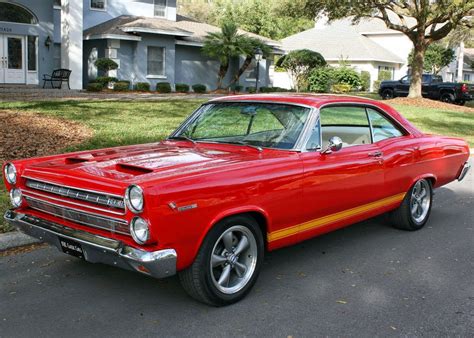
[115,163,153,176]
[65,157,92,164]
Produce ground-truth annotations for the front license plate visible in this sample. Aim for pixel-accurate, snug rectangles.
[59,237,84,259]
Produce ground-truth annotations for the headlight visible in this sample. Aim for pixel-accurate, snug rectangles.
[4,163,17,185]
[10,188,22,208]
[125,185,144,213]
[130,217,150,244]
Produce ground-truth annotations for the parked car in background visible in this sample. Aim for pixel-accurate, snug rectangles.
[3,94,471,306]
[379,74,474,105]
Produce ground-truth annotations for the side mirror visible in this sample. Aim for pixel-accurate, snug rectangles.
[322,136,343,154]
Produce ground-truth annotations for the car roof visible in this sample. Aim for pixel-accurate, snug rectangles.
[209,94,384,109]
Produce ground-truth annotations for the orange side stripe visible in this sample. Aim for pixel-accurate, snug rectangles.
[267,192,406,242]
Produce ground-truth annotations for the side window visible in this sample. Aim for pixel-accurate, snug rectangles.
[401,75,411,84]
[318,106,371,148]
[367,108,403,142]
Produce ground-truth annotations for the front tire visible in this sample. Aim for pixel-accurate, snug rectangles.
[179,215,264,306]
[381,88,395,100]
[440,92,455,104]
[390,179,433,231]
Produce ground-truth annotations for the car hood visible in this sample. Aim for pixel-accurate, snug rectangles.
[23,142,269,184]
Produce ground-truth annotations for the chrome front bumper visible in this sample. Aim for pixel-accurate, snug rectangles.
[4,210,177,279]
[458,161,471,181]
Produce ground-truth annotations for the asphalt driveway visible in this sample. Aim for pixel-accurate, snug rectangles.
[0,169,473,337]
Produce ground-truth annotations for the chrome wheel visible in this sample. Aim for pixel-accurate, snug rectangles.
[210,225,258,294]
[410,180,431,224]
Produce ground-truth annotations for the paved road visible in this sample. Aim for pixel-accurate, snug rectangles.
[1,170,473,337]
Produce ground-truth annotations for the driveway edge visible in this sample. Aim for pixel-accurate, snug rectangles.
[0,231,40,252]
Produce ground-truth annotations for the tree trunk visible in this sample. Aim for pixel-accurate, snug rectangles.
[228,55,253,87]
[408,39,427,98]
[217,63,229,89]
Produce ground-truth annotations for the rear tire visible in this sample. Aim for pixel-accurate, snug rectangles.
[440,92,455,104]
[381,88,394,100]
[455,100,466,106]
[390,179,433,231]
[179,215,264,306]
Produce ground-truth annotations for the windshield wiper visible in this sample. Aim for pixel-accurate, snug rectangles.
[167,135,196,144]
[225,141,263,152]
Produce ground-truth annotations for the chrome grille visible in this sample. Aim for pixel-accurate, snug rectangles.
[25,196,130,236]
[25,178,125,211]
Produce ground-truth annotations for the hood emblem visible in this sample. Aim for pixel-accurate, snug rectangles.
[169,202,198,212]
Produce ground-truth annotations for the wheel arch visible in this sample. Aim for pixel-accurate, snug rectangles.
[411,174,437,189]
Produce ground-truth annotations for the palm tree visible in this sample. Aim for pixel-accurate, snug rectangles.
[202,22,248,89]
[228,37,272,88]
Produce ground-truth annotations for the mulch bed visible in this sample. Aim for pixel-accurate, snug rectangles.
[386,97,474,113]
[0,111,92,162]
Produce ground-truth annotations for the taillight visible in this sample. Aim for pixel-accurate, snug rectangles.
[461,83,468,93]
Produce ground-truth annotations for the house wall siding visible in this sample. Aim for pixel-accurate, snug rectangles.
[83,0,177,29]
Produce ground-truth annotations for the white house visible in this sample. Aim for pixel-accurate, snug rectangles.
[277,16,413,91]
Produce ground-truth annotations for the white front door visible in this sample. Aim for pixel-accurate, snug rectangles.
[0,35,26,84]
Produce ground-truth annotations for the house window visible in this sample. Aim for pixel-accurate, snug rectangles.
[154,0,167,17]
[147,47,165,76]
[90,0,106,10]
[53,0,61,8]
[53,43,61,69]
[0,3,38,24]
[27,36,37,71]
[464,74,471,82]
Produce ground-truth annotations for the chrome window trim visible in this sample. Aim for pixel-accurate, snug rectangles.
[22,189,126,216]
[168,101,318,152]
[22,176,125,199]
[25,196,130,236]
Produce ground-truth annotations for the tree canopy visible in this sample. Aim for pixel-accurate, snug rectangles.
[408,44,455,75]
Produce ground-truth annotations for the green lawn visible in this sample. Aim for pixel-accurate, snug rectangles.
[0,98,472,233]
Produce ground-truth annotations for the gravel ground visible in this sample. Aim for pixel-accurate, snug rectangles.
[0,110,92,162]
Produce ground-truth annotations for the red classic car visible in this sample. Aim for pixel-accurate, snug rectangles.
[3,94,471,306]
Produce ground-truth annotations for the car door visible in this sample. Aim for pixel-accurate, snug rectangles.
[395,75,410,96]
[365,107,417,198]
[298,105,385,242]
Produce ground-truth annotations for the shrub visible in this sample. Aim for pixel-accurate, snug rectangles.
[234,85,243,93]
[331,83,352,93]
[332,67,362,89]
[246,87,256,94]
[156,82,172,93]
[373,70,393,92]
[192,84,207,93]
[308,67,335,93]
[113,81,130,91]
[86,82,104,92]
[175,83,190,93]
[135,82,150,91]
[360,71,371,91]
[93,76,118,88]
[94,58,119,74]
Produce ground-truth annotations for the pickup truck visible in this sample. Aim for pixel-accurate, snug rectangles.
[379,74,474,106]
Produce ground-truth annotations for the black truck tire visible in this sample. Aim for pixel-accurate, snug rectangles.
[440,92,455,104]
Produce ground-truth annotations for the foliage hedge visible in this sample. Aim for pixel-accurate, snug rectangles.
[156,82,172,93]
[373,70,393,92]
[308,66,363,92]
[86,82,104,92]
[331,84,352,93]
[113,81,130,91]
[308,67,335,93]
[135,82,150,91]
[93,76,118,87]
[175,83,190,93]
[192,84,207,93]
[233,85,243,93]
[246,87,256,94]
[360,71,371,91]
[94,58,119,73]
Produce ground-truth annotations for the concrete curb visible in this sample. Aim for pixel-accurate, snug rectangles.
[0,230,40,252]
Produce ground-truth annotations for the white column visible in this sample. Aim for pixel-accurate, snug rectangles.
[61,0,83,89]
[457,42,464,83]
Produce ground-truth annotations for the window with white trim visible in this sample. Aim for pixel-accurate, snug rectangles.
[154,0,167,17]
[147,47,165,76]
[90,0,106,10]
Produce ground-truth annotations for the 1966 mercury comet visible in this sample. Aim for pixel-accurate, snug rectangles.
[3,94,471,306]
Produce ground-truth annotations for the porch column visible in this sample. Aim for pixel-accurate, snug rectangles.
[61,0,83,89]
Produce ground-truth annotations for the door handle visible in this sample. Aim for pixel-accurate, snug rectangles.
[368,151,383,158]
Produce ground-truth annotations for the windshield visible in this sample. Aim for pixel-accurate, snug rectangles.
[173,102,311,150]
